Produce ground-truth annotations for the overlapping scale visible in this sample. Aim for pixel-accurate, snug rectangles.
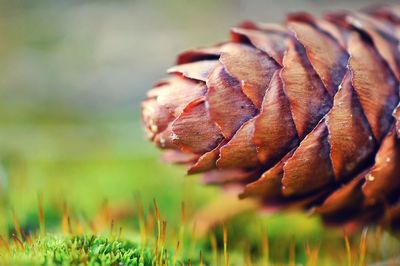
[326,72,377,180]
[177,46,221,64]
[219,43,279,108]
[315,173,365,219]
[281,37,332,138]
[362,127,400,203]
[347,32,399,141]
[167,60,220,82]
[286,14,349,96]
[240,151,294,200]
[231,23,288,65]
[188,140,227,175]
[346,12,400,80]
[207,64,257,139]
[171,97,223,154]
[253,71,298,165]
[217,118,260,169]
[282,123,334,196]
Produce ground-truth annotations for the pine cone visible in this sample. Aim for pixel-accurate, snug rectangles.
[142,5,400,229]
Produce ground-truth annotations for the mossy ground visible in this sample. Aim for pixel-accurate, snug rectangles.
[1,235,152,266]
[1,195,399,265]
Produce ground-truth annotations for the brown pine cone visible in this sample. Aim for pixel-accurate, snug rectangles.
[142,5,400,229]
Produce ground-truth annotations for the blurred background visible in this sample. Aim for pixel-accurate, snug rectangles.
[0,0,399,257]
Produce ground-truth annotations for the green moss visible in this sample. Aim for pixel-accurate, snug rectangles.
[2,235,156,266]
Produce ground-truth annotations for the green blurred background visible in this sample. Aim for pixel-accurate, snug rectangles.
[0,0,398,252]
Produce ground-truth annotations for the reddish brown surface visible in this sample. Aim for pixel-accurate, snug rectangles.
[142,5,400,228]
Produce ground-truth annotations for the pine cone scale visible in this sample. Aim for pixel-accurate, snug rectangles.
[167,60,220,82]
[315,173,365,217]
[281,37,332,139]
[253,71,299,165]
[347,32,399,141]
[216,118,260,169]
[231,25,287,65]
[347,13,400,80]
[219,43,280,108]
[326,72,377,180]
[362,126,400,201]
[171,97,223,154]
[282,122,334,196]
[188,140,228,174]
[206,64,257,139]
[286,18,349,96]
